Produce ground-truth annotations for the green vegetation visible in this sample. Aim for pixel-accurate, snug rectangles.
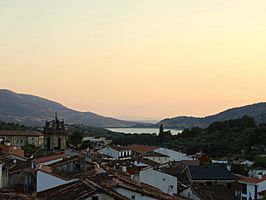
[69,116,266,161]
[230,163,249,176]
[68,130,83,148]
[0,121,29,130]
[253,156,266,169]
[22,143,43,157]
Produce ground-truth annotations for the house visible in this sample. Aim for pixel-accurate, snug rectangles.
[24,155,86,194]
[249,168,266,178]
[186,165,236,188]
[83,137,112,150]
[39,165,188,200]
[154,148,193,161]
[143,151,170,164]
[24,165,77,193]
[128,144,159,156]
[48,155,86,174]
[0,157,29,189]
[139,166,179,195]
[238,175,266,200]
[98,146,131,160]
[31,152,66,168]
[0,143,25,158]
[0,130,44,148]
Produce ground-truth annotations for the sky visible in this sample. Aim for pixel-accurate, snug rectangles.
[0,0,266,121]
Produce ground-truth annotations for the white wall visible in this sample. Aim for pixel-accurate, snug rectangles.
[241,180,266,200]
[139,167,177,195]
[115,187,157,200]
[154,148,192,161]
[37,171,75,192]
[178,187,201,200]
[98,147,119,159]
[249,169,266,178]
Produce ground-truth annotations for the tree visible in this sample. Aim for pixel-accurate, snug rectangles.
[69,130,83,148]
[159,124,164,135]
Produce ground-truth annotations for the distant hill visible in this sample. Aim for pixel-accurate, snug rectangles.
[158,103,266,129]
[0,89,150,128]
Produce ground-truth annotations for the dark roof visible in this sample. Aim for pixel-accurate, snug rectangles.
[0,188,38,200]
[188,165,236,180]
[37,180,97,200]
[0,130,43,137]
[193,185,239,200]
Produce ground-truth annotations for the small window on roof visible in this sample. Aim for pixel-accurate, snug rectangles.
[92,196,98,200]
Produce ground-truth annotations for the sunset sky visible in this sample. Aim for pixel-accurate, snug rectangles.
[0,1,266,121]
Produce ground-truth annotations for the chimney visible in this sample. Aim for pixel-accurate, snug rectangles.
[258,173,262,179]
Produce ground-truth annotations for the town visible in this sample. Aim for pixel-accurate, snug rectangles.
[0,114,265,200]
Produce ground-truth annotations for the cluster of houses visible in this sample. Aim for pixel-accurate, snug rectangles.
[0,117,265,199]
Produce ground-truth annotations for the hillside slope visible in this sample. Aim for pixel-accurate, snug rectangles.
[158,103,266,129]
[0,89,149,127]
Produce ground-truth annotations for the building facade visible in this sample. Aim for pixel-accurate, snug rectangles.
[0,130,44,147]
[43,114,67,151]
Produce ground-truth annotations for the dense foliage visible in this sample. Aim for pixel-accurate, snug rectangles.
[69,116,266,161]
[0,121,29,130]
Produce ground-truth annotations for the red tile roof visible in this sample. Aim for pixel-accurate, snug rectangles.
[238,176,266,184]
[128,144,158,154]
[33,153,65,164]
[0,130,43,137]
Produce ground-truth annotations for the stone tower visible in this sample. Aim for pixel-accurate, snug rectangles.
[43,113,67,151]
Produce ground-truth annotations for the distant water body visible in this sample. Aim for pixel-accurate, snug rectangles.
[106,128,182,135]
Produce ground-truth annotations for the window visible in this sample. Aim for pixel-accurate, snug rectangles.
[206,182,212,186]
[242,198,247,200]
[131,195,135,200]
[227,183,231,189]
[241,184,247,194]
[163,178,165,181]
[92,196,98,200]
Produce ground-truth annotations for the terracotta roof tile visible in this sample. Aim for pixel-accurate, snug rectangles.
[33,153,65,164]
[128,144,158,154]
[238,176,266,184]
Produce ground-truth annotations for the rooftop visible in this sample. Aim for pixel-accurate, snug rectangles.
[127,144,158,154]
[188,165,236,181]
[238,175,266,184]
[0,130,43,137]
[145,151,169,157]
[110,145,129,152]
[48,155,84,168]
[33,153,65,164]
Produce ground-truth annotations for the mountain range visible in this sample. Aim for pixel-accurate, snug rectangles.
[0,89,150,128]
[158,103,266,129]
[0,89,266,129]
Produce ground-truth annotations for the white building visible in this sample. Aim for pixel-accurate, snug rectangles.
[139,167,178,195]
[239,176,266,200]
[249,169,266,178]
[98,145,131,160]
[154,148,192,161]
